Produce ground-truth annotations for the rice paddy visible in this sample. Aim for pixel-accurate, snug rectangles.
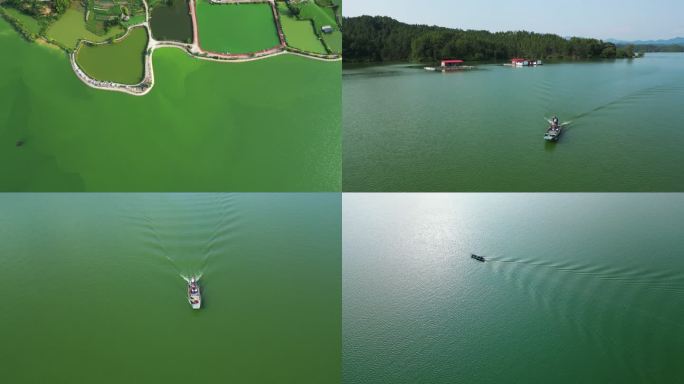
[195,1,280,54]
[75,27,148,84]
[47,3,123,49]
[277,2,327,54]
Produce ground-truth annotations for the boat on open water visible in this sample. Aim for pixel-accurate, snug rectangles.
[425,59,474,72]
[544,116,564,142]
[188,277,201,310]
[471,254,486,262]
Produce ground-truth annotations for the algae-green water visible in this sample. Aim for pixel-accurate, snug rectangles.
[343,193,684,383]
[0,19,340,191]
[0,193,341,383]
[344,55,684,191]
[76,27,148,84]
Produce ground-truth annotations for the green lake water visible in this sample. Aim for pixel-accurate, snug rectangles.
[76,27,148,84]
[0,193,341,383]
[343,54,684,191]
[0,19,340,192]
[150,0,193,43]
[343,194,684,383]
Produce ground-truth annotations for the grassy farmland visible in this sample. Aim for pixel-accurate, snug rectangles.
[1,7,42,35]
[294,0,341,53]
[75,26,148,84]
[277,2,326,54]
[195,1,280,54]
[47,3,123,49]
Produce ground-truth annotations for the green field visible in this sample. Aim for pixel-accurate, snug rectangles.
[1,7,42,35]
[195,1,280,54]
[75,27,148,84]
[277,3,326,54]
[47,4,123,49]
[297,1,341,53]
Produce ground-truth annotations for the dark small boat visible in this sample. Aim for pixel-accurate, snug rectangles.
[544,124,562,142]
[471,254,486,262]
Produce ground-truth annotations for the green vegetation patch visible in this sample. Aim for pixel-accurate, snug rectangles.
[277,3,326,54]
[75,26,148,84]
[1,7,42,35]
[47,3,123,49]
[195,1,280,54]
[150,0,192,43]
[295,0,341,53]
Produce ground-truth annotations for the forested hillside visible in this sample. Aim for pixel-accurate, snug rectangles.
[343,16,642,63]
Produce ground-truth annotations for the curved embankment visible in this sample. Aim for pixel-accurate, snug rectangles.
[70,0,341,95]
[75,27,149,85]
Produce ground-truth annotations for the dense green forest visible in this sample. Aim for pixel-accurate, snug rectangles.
[343,16,648,63]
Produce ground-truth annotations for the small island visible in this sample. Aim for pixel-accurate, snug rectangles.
[0,0,342,95]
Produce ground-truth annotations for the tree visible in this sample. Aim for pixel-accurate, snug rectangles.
[343,16,641,63]
[54,0,72,15]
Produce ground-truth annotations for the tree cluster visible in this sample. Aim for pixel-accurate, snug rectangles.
[343,16,643,63]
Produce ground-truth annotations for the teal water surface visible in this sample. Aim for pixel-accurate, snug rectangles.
[343,194,684,383]
[0,193,341,383]
[344,54,684,191]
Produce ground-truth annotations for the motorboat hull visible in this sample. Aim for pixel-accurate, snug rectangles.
[544,126,562,142]
[188,279,201,310]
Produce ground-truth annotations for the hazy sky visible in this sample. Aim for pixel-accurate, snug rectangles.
[343,0,684,41]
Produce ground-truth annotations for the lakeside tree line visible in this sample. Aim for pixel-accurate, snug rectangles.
[343,16,663,63]
[3,0,71,17]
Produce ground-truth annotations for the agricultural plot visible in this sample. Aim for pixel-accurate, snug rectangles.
[75,26,148,84]
[47,3,123,49]
[195,1,280,54]
[150,0,192,43]
[86,0,145,35]
[1,7,42,35]
[277,2,326,54]
[296,0,341,53]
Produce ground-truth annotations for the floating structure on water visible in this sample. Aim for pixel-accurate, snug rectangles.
[471,254,486,262]
[188,277,201,310]
[544,124,562,142]
[544,116,566,142]
[505,58,543,67]
[425,59,475,72]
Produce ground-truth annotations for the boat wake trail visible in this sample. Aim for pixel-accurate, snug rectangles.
[487,257,684,294]
[122,194,241,281]
[571,83,684,122]
[484,255,684,378]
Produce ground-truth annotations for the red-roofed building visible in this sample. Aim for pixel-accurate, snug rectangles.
[441,59,464,67]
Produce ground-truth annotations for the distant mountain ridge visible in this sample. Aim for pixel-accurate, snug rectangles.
[607,37,684,45]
